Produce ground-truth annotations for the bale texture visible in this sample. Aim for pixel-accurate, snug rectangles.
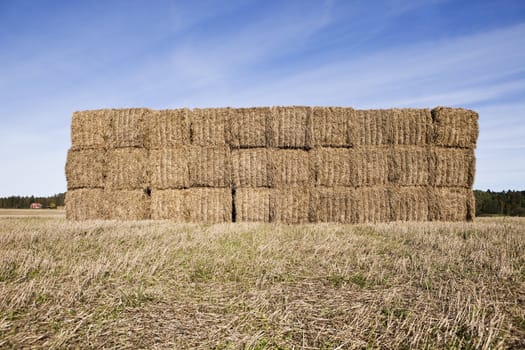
[390,108,432,145]
[150,147,190,189]
[65,149,105,189]
[228,107,270,148]
[65,189,107,220]
[189,146,232,187]
[271,187,310,224]
[388,146,430,186]
[429,148,475,188]
[106,190,150,220]
[232,148,270,188]
[71,110,109,150]
[309,187,358,223]
[151,189,190,221]
[191,108,229,146]
[355,110,390,146]
[106,148,149,190]
[310,148,353,187]
[429,187,474,221]
[108,108,150,148]
[188,188,232,223]
[389,186,429,222]
[432,107,479,148]
[235,188,272,222]
[353,147,389,187]
[148,109,190,149]
[268,106,311,148]
[357,187,390,223]
[269,149,311,188]
[311,107,355,147]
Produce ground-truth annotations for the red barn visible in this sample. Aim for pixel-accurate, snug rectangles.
[30,203,42,209]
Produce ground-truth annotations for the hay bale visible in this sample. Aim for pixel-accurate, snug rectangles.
[148,109,190,149]
[388,146,430,186]
[429,148,475,187]
[309,187,358,223]
[190,108,229,146]
[108,108,150,148]
[432,107,479,148]
[271,187,310,224]
[65,189,107,220]
[235,188,272,222]
[188,188,232,223]
[151,189,190,221]
[106,190,150,220]
[232,148,270,188]
[310,107,355,147]
[389,108,432,145]
[356,187,390,223]
[353,147,389,187]
[228,107,270,148]
[189,146,232,187]
[310,148,354,187]
[268,106,311,149]
[65,149,105,189]
[354,109,390,146]
[71,109,109,150]
[428,187,472,221]
[389,186,429,221]
[106,148,149,190]
[268,149,311,187]
[150,147,190,189]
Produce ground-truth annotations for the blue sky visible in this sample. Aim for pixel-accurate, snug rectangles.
[1,0,524,196]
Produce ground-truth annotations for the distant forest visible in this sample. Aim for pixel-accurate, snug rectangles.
[0,191,523,216]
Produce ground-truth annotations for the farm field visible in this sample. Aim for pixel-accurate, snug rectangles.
[0,209,65,218]
[0,217,523,349]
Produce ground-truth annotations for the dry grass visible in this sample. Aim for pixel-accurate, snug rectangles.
[0,218,524,349]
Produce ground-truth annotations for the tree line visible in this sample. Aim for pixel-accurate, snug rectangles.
[0,191,523,216]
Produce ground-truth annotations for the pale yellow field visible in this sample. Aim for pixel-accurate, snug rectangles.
[0,217,523,349]
[0,209,65,218]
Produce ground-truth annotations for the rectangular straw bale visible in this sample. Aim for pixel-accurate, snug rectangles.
[268,106,311,148]
[235,188,272,222]
[228,107,270,148]
[311,107,355,147]
[106,148,149,190]
[65,149,106,189]
[148,109,190,149]
[356,187,390,223]
[388,146,429,186]
[428,187,472,221]
[188,188,232,223]
[65,189,107,220]
[151,189,190,221]
[268,149,311,187]
[71,109,110,150]
[390,186,429,221]
[271,187,310,224]
[353,147,388,187]
[150,147,190,189]
[354,109,390,146]
[309,187,358,223]
[190,108,229,146]
[429,148,475,187]
[432,107,479,148]
[389,108,432,145]
[310,148,353,187]
[108,108,150,148]
[189,146,232,187]
[106,190,150,220]
[232,148,270,188]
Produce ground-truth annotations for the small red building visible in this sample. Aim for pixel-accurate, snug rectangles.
[30,203,43,209]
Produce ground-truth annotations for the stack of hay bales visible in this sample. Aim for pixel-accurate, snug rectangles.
[66,106,478,223]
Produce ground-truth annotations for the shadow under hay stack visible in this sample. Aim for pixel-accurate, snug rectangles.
[65,106,478,223]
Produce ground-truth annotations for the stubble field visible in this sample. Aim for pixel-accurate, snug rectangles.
[0,216,523,349]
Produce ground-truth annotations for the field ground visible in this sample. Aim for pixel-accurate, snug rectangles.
[0,209,65,218]
[0,217,523,349]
